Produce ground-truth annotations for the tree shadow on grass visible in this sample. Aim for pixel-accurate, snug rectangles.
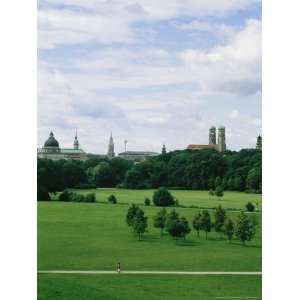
[138,234,160,242]
[175,240,198,247]
[230,241,262,249]
[208,236,228,242]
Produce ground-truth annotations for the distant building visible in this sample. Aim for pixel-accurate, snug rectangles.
[217,126,226,152]
[256,135,262,150]
[107,133,115,158]
[118,151,159,162]
[187,126,226,152]
[37,131,87,161]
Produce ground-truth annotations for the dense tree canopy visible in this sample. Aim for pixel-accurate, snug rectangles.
[37,148,261,200]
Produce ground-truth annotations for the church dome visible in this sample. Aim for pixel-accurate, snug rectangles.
[44,132,59,148]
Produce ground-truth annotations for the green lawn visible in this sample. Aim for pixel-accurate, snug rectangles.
[38,274,261,300]
[64,188,262,210]
[38,202,261,271]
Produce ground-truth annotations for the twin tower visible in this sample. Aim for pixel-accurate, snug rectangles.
[209,126,226,152]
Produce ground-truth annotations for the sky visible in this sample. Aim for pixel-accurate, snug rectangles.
[38,0,261,154]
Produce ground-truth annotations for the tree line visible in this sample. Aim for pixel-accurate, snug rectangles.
[38,148,261,200]
[126,204,257,245]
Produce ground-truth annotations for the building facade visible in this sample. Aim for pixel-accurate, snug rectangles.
[118,151,159,162]
[187,126,227,152]
[37,131,87,161]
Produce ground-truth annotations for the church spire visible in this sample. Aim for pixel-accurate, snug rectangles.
[74,128,79,150]
[107,132,115,158]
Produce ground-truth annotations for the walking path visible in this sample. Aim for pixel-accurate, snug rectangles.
[38,270,261,275]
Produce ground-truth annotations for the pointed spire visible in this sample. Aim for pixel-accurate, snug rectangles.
[74,128,79,150]
[107,132,115,158]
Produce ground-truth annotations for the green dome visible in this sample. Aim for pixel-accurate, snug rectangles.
[44,132,59,148]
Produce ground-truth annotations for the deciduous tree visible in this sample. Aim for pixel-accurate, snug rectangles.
[235,212,256,245]
[153,208,167,235]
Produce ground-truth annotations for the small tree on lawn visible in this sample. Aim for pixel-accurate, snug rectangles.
[108,194,117,204]
[214,205,226,238]
[153,208,167,236]
[180,216,191,240]
[200,210,212,240]
[209,189,214,197]
[152,187,175,207]
[192,211,202,237]
[133,209,148,240]
[224,218,235,243]
[245,202,255,212]
[126,204,140,227]
[165,209,179,232]
[166,216,190,240]
[215,186,224,200]
[235,212,256,245]
[144,197,151,206]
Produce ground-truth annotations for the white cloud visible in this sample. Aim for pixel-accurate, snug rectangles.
[229,109,239,119]
[43,0,259,20]
[38,2,261,152]
[172,20,238,43]
[48,19,261,97]
[180,19,261,95]
[38,9,134,48]
[39,0,260,48]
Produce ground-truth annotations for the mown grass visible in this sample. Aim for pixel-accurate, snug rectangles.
[59,188,262,210]
[38,274,262,300]
[38,202,261,271]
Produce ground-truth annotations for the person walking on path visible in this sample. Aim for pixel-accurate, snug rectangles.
[117,262,121,273]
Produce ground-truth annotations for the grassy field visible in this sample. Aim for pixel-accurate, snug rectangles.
[63,188,262,210]
[39,190,261,299]
[38,274,262,300]
[38,202,261,271]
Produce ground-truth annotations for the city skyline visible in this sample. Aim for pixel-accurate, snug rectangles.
[38,1,261,153]
[38,126,259,155]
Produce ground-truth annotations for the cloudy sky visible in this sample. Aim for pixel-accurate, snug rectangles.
[38,0,261,154]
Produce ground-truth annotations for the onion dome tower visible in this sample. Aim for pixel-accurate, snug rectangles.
[43,132,60,153]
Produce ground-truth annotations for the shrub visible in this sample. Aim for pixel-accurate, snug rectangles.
[215,186,224,199]
[58,190,73,202]
[85,193,96,203]
[70,193,85,202]
[209,189,214,196]
[144,197,151,206]
[108,194,117,204]
[245,202,255,212]
[152,187,175,207]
